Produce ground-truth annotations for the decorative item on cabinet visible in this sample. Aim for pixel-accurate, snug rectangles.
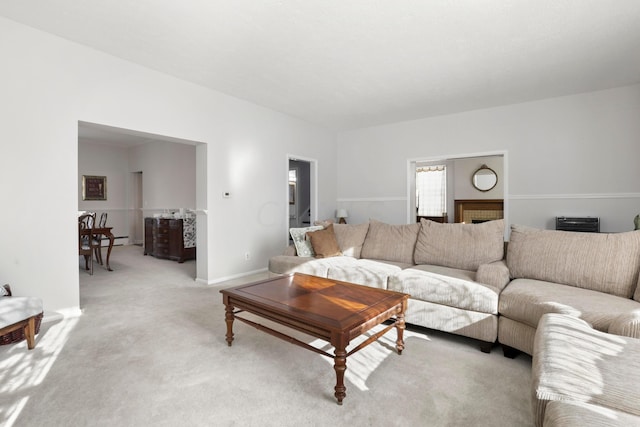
[144,217,196,263]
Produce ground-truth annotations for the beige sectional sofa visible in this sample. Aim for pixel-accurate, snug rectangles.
[270,220,640,425]
[532,313,640,426]
[500,225,640,425]
[499,224,640,356]
[270,218,509,352]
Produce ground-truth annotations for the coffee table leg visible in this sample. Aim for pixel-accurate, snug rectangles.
[333,347,347,405]
[224,303,235,347]
[395,313,406,355]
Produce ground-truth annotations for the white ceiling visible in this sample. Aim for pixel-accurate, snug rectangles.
[2,1,640,131]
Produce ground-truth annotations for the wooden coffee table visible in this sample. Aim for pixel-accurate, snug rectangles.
[220,273,409,405]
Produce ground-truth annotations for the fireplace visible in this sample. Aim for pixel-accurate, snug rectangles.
[454,199,504,223]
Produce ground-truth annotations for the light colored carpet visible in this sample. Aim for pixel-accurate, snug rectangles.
[0,245,533,426]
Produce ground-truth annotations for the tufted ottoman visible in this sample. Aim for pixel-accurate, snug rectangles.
[532,313,640,426]
[0,293,44,350]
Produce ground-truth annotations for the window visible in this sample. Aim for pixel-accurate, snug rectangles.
[416,165,446,217]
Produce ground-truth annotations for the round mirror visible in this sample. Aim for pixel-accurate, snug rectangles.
[472,165,498,192]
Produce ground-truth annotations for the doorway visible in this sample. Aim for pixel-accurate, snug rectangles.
[407,151,507,229]
[130,171,143,245]
[287,156,317,241]
[77,121,205,280]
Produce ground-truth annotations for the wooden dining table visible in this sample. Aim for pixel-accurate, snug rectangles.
[80,227,115,271]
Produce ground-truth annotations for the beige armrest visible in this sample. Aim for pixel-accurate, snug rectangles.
[476,260,510,290]
[609,311,640,339]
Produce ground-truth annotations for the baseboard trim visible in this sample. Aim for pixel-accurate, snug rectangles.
[197,268,269,286]
[43,307,83,323]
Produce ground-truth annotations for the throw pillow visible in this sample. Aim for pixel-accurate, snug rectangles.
[332,222,369,258]
[414,219,505,270]
[307,224,342,258]
[290,226,324,257]
[1,284,11,296]
[360,219,421,264]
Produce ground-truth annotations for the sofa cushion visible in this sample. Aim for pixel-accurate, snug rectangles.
[404,298,498,343]
[332,222,369,258]
[532,313,640,426]
[0,296,43,328]
[289,226,324,257]
[268,255,358,277]
[543,400,640,427]
[307,224,342,258]
[327,259,409,289]
[498,316,537,356]
[414,219,504,271]
[360,219,421,264]
[634,270,640,303]
[507,225,640,298]
[389,265,500,314]
[499,278,640,331]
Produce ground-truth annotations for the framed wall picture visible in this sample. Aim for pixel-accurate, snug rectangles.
[82,175,107,201]
[289,182,296,205]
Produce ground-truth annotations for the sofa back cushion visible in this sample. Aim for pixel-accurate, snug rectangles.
[507,225,640,298]
[414,219,505,270]
[360,219,421,264]
[332,222,369,258]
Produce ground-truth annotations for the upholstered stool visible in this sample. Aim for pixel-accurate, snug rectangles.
[532,313,640,427]
[0,294,44,349]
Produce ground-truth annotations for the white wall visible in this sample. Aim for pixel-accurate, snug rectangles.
[0,18,336,315]
[78,141,129,233]
[128,140,197,216]
[337,85,640,232]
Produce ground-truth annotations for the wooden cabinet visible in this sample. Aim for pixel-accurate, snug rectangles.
[144,217,196,263]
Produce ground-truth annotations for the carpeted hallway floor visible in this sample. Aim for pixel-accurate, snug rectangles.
[0,245,533,426]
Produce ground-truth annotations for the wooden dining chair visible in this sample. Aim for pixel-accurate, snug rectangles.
[78,213,99,275]
[98,212,108,228]
[93,212,108,265]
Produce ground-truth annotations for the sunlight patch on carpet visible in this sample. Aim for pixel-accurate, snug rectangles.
[0,316,78,426]
[312,326,430,391]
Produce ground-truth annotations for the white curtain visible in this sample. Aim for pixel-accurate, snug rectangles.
[416,165,446,217]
